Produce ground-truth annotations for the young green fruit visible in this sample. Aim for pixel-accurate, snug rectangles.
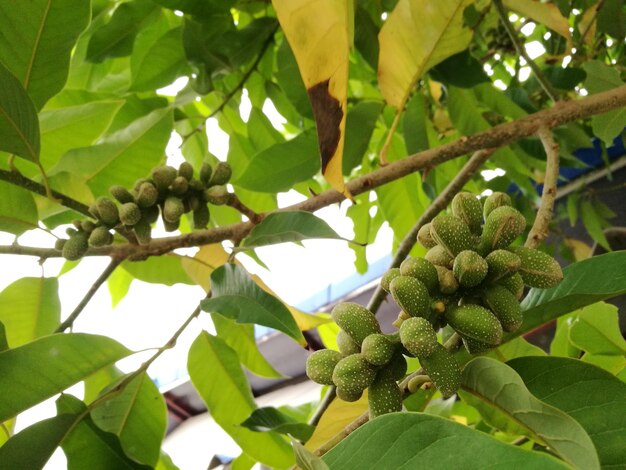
[88,226,112,247]
[452,250,488,288]
[80,220,96,233]
[209,161,232,186]
[380,268,401,294]
[109,185,134,204]
[417,223,437,249]
[133,219,152,245]
[336,386,363,402]
[385,350,408,381]
[135,182,159,208]
[400,257,439,293]
[54,238,66,251]
[306,349,342,385]
[435,266,459,295]
[461,337,496,354]
[204,185,229,205]
[498,272,525,300]
[170,176,189,195]
[482,285,522,332]
[478,206,526,254]
[152,165,178,191]
[485,249,521,282]
[389,276,431,319]
[163,218,180,232]
[332,354,376,393]
[509,246,563,288]
[95,197,119,227]
[141,205,160,225]
[193,204,210,230]
[199,162,212,184]
[331,302,381,345]
[368,375,403,419]
[430,214,474,256]
[420,343,461,398]
[362,334,396,366]
[163,197,185,223]
[62,232,89,261]
[336,330,361,356]
[178,161,194,181]
[119,202,142,226]
[425,245,454,268]
[445,304,503,346]
[482,191,512,219]
[451,192,483,235]
[399,317,439,358]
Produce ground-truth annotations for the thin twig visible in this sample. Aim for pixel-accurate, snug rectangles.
[525,127,560,248]
[55,257,126,333]
[492,0,558,101]
[225,193,263,224]
[308,386,336,427]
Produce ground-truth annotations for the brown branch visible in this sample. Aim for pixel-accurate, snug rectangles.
[225,193,263,224]
[525,127,560,248]
[2,84,626,260]
[55,256,126,332]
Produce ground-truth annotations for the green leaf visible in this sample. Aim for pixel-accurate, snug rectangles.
[212,314,284,379]
[567,193,579,227]
[429,50,489,88]
[0,333,131,422]
[323,413,570,469]
[235,130,320,193]
[568,302,626,355]
[90,373,167,467]
[543,66,586,91]
[241,211,342,249]
[402,93,429,155]
[0,277,60,348]
[597,0,625,39]
[510,356,626,469]
[550,313,582,358]
[241,407,315,441]
[517,251,626,340]
[53,108,173,196]
[580,199,611,250]
[0,0,90,109]
[0,62,40,162]
[108,267,135,308]
[0,181,39,235]
[485,336,546,362]
[461,357,600,470]
[275,40,313,119]
[187,332,294,468]
[201,264,304,342]
[0,322,7,352]
[343,101,383,175]
[122,256,193,286]
[293,439,329,470]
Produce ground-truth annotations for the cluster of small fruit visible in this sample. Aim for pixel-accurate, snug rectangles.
[305,191,564,418]
[55,161,232,260]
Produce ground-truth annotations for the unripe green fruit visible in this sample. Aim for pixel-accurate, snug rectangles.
[453,250,488,288]
[392,310,411,329]
[88,226,112,247]
[163,197,185,223]
[332,354,376,393]
[420,343,461,398]
[119,202,142,226]
[188,195,201,212]
[482,285,522,332]
[178,161,194,181]
[72,219,83,230]
[209,161,232,186]
[483,191,512,219]
[425,245,454,268]
[417,223,437,249]
[152,165,177,192]
[170,176,189,195]
[430,214,474,257]
[462,337,496,354]
[399,317,439,358]
[337,330,361,356]
[80,220,96,233]
[133,219,152,245]
[509,246,563,288]
[452,192,483,235]
[62,232,89,261]
[485,249,521,282]
[141,205,160,225]
[331,302,380,345]
[336,386,362,402]
[189,178,205,192]
[445,304,503,346]
[204,185,229,205]
[498,272,525,300]
[478,206,526,254]
[389,276,431,319]
[135,182,158,208]
[435,266,459,295]
[65,227,78,237]
[400,257,438,293]
[88,203,100,220]
[95,197,119,227]
[109,185,134,204]
[133,178,153,192]
[199,162,212,184]
[362,334,396,366]
[193,204,210,230]
[368,375,402,418]
[385,350,408,381]
[306,349,342,385]
[163,218,180,232]
[54,238,66,251]
[381,268,401,294]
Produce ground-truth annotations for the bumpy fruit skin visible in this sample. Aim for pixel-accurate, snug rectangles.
[482,191,512,219]
[400,257,439,293]
[498,272,525,300]
[337,330,361,356]
[435,266,459,295]
[478,206,526,255]
[88,226,112,247]
[332,354,376,394]
[133,220,152,245]
[482,285,522,332]
[380,268,401,294]
[204,185,229,205]
[399,317,438,358]
[193,204,210,229]
[417,223,437,249]
[178,161,194,181]
[331,303,381,345]
[95,197,119,227]
[389,276,431,319]
[452,192,483,235]
[163,218,180,232]
[209,162,232,186]
[109,185,134,204]
[430,214,475,256]
[80,220,96,233]
[336,386,362,402]
[54,238,66,251]
[62,232,89,260]
[445,304,503,347]
[152,165,178,191]
[362,334,396,366]
[142,205,160,224]
[386,350,408,381]
[461,337,496,354]
[509,246,563,288]
[485,249,521,282]
[368,374,403,418]
[420,343,461,398]
[119,202,142,226]
[135,182,159,208]
[163,197,185,223]
[306,349,342,385]
[170,176,189,195]
[199,162,213,184]
[425,245,454,268]
[453,250,488,288]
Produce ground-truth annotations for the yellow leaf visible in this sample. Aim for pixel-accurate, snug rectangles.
[272,0,351,198]
[503,0,572,55]
[305,391,368,451]
[564,238,592,261]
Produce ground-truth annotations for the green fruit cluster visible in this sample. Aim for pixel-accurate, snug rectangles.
[54,161,232,260]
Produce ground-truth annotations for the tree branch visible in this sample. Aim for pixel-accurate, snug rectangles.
[525,128,560,248]
[225,193,263,224]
